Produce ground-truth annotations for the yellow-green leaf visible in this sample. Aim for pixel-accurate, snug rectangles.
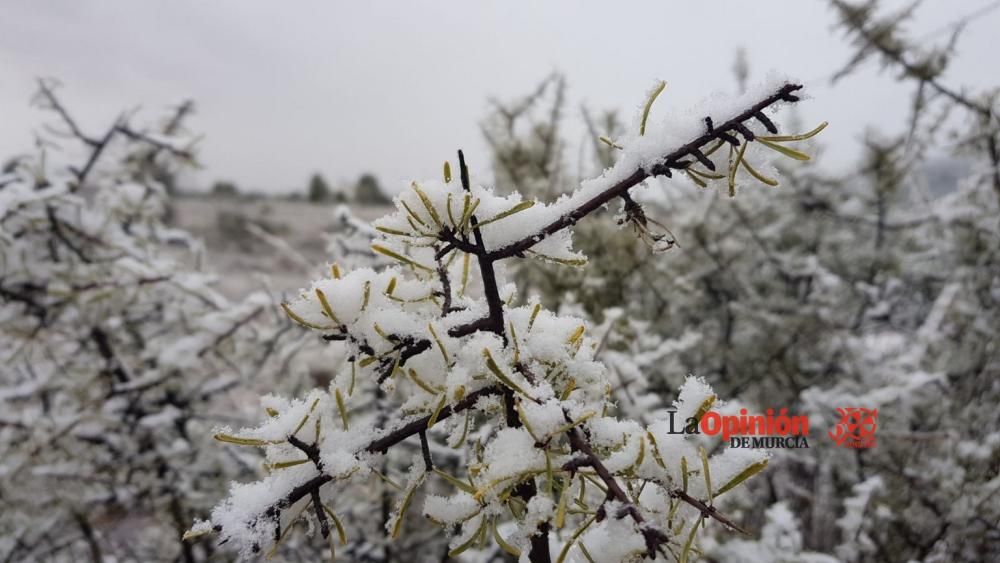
[213,434,280,447]
[679,515,705,563]
[715,459,769,496]
[371,244,433,272]
[757,138,811,161]
[391,474,425,539]
[555,479,570,529]
[760,121,828,142]
[293,397,321,436]
[448,517,487,557]
[281,302,334,331]
[579,542,598,563]
[476,200,536,228]
[700,447,713,501]
[647,431,667,469]
[641,80,667,136]
[459,197,481,231]
[361,280,371,310]
[428,394,448,429]
[693,395,716,423]
[681,456,689,493]
[449,410,471,449]
[528,303,542,332]
[728,142,749,198]
[555,514,597,563]
[427,324,450,366]
[411,182,442,228]
[599,136,623,150]
[492,518,522,557]
[446,193,457,227]
[401,200,428,228]
[375,225,412,237]
[322,505,348,546]
[460,252,471,296]
[182,527,213,541]
[483,349,531,397]
[315,288,341,325]
[335,389,349,430]
[567,325,585,345]
[433,468,476,494]
[685,169,708,188]
[525,250,588,267]
[408,368,441,395]
[741,158,780,186]
[268,459,310,470]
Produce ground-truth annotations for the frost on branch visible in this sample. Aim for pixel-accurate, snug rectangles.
[0,81,311,562]
[198,80,820,561]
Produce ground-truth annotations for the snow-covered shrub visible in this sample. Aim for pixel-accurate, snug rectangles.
[480,5,1000,561]
[0,81,310,561]
[481,72,568,200]
[324,205,387,270]
[547,3,998,561]
[195,79,822,561]
[706,502,838,563]
[701,4,1000,561]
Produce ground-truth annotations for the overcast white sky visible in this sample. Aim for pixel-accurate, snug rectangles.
[1,1,996,194]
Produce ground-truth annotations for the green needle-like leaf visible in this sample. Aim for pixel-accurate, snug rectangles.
[641,80,667,136]
[757,138,811,161]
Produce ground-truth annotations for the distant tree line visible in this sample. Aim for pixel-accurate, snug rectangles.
[209,171,392,204]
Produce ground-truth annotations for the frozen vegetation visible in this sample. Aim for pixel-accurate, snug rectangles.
[2,2,999,562]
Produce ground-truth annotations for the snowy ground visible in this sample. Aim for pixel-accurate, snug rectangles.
[170,196,391,298]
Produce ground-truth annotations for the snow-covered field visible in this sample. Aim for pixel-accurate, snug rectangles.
[170,196,391,298]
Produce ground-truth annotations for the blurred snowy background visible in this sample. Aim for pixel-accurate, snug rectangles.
[1,1,998,562]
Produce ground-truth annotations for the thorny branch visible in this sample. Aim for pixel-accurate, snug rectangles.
[669,488,748,535]
[563,422,748,559]
[486,83,803,261]
[565,426,669,559]
[34,78,195,190]
[830,0,1000,202]
[239,84,806,560]
[2,82,284,563]
[458,150,507,337]
[255,385,504,545]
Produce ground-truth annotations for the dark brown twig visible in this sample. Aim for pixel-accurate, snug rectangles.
[564,426,668,559]
[669,488,749,535]
[485,83,804,261]
[458,150,507,338]
[419,431,434,470]
[261,385,503,519]
[311,489,331,539]
[218,86,811,558]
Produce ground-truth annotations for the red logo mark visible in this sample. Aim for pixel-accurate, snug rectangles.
[828,408,877,448]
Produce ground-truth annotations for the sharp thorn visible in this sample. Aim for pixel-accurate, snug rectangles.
[735,123,755,141]
[719,132,740,146]
[691,149,716,171]
[754,111,778,134]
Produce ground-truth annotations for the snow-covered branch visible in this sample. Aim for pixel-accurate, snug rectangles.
[195,79,819,562]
